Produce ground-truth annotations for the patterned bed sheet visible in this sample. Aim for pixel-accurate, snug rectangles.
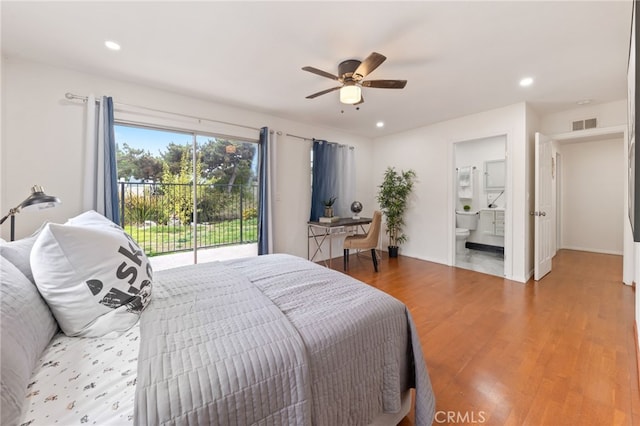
[19,322,139,426]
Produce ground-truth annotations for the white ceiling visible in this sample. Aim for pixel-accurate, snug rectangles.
[1,1,633,138]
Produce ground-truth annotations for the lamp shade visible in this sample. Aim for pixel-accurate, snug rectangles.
[340,85,361,104]
[0,185,61,241]
[20,185,61,211]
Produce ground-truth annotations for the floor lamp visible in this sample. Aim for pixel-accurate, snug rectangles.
[0,185,61,241]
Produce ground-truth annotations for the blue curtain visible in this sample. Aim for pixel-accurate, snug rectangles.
[102,97,120,224]
[310,140,337,221]
[258,127,269,255]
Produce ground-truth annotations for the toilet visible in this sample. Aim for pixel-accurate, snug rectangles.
[456,211,479,254]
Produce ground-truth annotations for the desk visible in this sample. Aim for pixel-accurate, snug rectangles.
[308,217,372,268]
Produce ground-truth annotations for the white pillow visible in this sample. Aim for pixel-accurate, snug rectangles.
[30,211,152,338]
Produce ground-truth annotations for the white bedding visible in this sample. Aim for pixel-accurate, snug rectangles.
[19,323,140,426]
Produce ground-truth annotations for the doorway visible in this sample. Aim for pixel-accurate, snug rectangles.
[453,135,507,277]
[534,127,628,281]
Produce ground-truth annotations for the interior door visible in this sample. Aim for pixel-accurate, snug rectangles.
[534,132,553,280]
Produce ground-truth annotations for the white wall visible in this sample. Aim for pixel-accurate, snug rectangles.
[372,103,528,282]
[525,104,541,281]
[540,100,627,134]
[557,137,624,254]
[1,57,375,260]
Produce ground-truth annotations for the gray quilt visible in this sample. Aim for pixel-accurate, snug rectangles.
[135,254,435,425]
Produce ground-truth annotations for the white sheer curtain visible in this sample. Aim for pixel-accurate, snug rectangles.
[258,127,277,254]
[335,145,355,217]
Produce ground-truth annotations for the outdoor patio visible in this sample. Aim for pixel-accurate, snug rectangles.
[149,243,258,271]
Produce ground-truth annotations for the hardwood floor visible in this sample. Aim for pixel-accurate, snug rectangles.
[332,249,640,425]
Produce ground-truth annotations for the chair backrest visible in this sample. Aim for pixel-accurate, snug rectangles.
[363,210,382,247]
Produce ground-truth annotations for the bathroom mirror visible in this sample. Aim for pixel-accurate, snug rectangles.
[484,159,505,190]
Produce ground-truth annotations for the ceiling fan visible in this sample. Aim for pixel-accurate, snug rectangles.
[302,52,407,105]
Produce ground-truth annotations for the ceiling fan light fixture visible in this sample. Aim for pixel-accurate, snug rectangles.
[340,85,361,104]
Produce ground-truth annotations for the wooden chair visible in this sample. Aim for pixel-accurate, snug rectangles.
[343,210,382,272]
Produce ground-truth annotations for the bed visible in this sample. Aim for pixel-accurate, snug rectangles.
[1,211,436,426]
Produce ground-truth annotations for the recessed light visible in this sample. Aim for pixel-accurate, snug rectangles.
[376,121,384,128]
[519,77,533,87]
[105,40,121,51]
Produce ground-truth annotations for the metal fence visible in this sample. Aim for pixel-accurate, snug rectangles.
[119,182,259,256]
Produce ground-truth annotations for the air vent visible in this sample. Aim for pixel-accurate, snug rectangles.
[572,118,597,131]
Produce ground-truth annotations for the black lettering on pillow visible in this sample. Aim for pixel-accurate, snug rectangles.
[86,279,103,296]
[125,284,152,313]
[118,243,143,267]
[116,263,138,285]
[126,296,144,312]
[100,287,136,309]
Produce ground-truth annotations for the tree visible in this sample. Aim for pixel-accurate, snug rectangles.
[117,143,163,181]
[198,139,257,192]
[376,167,417,255]
[160,143,192,177]
[160,152,203,224]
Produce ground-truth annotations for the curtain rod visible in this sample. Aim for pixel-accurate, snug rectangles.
[285,132,312,141]
[285,133,354,149]
[64,92,261,132]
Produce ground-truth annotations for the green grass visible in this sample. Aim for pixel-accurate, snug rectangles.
[125,218,257,256]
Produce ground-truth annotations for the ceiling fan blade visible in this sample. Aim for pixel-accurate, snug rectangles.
[302,66,339,81]
[306,86,341,99]
[361,79,407,89]
[353,52,386,79]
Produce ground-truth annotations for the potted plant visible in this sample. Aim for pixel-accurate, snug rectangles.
[376,167,416,258]
[323,196,337,218]
[463,204,471,212]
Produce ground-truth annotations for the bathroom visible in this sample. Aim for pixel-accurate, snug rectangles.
[454,135,506,277]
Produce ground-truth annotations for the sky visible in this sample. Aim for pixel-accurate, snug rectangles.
[115,124,192,155]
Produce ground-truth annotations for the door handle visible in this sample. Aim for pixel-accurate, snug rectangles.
[530,211,547,216]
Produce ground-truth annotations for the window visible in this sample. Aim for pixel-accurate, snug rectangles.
[114,124,259,257]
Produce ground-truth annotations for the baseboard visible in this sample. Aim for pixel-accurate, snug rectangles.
[635,321,640,392]
[560,246,623,256]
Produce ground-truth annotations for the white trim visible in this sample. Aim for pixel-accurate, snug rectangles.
[560,246,624,256]
[551,125,625,142]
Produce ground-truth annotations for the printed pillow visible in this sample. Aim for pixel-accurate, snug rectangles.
[30,211,152,338]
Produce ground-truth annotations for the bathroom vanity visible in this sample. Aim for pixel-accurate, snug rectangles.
[479,209,504,236]
[467,208,505,253]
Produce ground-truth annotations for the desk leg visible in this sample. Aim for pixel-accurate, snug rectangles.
[308,226,331,267]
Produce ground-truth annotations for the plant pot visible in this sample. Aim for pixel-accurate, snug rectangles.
[324,207,334,218]
[388,246,399,258]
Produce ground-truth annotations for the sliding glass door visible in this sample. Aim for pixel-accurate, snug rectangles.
[115,124,258,262]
